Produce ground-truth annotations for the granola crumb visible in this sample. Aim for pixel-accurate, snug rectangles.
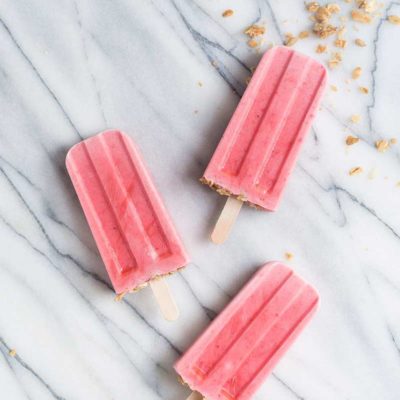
[359,86,369,94]
[328,52,342,69]
[299,30,310,39]
[346,135,360,145]
[351,114,361,123]
[349,166,363,176]
[337,26,347,38]
[285,252,294,261]
[352,66,362,79]
[8,349,16,357]
[222,9,234,17]
[284,33,298,47]
[356,0,378,13]
[351,9,372,23]
[316,44,328,53]
[355,38,366,46]
[313,22,337,38]
[334,39,347,48]
[197,81,203,87]
[331,84,338,91]
[390,138,397,144]
[115,292,126,302]
[375,139,390,152]
[388,15,400,25]
[247,39,259,48]
[306,2,320,12]
[244,25,266,38]
[327,4,341,13]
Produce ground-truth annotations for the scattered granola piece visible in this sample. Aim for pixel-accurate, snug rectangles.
[349,166,363,176]
[351,10,372,23]
[352,66,362,79]
[331,84,338,91]
[8,349,16,357]
[337,26,347,38]
[247,39,258,48]
[359,86,369,94]
[306,2,320,12]
[197,81,203,87]
[244,25,266,38]
[222,9,234,17]
[313,22,337,38]
[358,0,379,13]
[284,33,298,47]
[315,6,331,22]
[346,135,360,145]
[328,52,342,69]
[327,4,341,13]
[388,15,400,25]
[355,38,366,46]
[316,44,327,53]
[299,30,310,39]
[115,292,126,302]
[375,139,390,152]
[344,0,352,3]
[351,114,361,123]
[334,39,347,48]
[285,252,294,261]
[390,138,397,144]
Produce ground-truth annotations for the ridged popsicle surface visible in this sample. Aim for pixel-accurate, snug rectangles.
[203,47,327,211]
[66,130,189,293]
[175,262,319,400]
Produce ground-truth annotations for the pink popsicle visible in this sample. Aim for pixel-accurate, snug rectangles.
[202,47,327,242]
[66,130,189,307]
[175,262,319,400]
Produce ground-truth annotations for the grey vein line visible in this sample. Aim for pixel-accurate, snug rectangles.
[168,0,250,96]
[300,165,400,239]
[73,1,107,127]
[0,166,182,361]
[0,336,65,400]
[0,349,32,400]
[0,16,82,140]
[367,1,400,134]
[364,271,400,357]
[262,0,285,42]
[178,272,218,320]
[0,212,177,399]
[273,374,305,400]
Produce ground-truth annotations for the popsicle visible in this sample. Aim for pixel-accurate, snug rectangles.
[66,130,189,320]
[175,261,319,400]
[201,46,327,243]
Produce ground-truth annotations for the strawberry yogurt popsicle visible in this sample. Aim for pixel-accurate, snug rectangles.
[175,262,319,400]
[201,47,327,243]
[66,130,189,320]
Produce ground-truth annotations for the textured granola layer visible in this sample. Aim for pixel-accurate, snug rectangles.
[200,177,263,210]
[115,266,186,300]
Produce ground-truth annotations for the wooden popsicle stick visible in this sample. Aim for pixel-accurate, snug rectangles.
[150,279,179,321]
[186,391,204,400]
[211,196,243,244]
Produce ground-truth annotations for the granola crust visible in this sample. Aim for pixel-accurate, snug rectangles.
[200,177,264,210]
[116,266,186,297]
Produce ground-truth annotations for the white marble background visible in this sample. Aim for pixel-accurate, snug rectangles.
[0,0,400,399]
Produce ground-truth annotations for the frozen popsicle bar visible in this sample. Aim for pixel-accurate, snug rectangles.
[201,47,327,242]
[66,130,189,303]
[175,262,319,400]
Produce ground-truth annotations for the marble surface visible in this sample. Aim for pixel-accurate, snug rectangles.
[0,0,400,399]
